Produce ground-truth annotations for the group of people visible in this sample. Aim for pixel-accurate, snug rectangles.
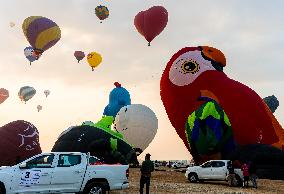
[228,160,258,188]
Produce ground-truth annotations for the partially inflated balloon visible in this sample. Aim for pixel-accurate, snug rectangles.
[0,120,42,166]
[44,90,50,97]
[24,47,37,65]
[18,86,36,103]
[87,52,102,71]
[0,88,9,104]
[134,6,168,46]
[52,117,137,164]
[74,51,85,63]
[114,104,158,155]
[22,16,61,58]
[95,5,109,23]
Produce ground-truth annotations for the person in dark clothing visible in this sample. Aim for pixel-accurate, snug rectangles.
[140,153,154,194]
[227,160,235,186]
[249,161,257,188]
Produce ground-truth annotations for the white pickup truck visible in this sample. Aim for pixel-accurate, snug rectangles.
[185,160,243,186]
[0,152,129,194]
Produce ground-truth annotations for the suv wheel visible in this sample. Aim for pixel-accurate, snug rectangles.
[84,182,106,194]
[188,173,198,183]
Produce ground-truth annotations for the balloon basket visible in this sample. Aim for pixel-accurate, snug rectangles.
[148,42,151,46]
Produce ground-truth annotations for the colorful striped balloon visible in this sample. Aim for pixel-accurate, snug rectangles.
[18,86,36,103]
[22,16,61,56]
[95,5,109,22]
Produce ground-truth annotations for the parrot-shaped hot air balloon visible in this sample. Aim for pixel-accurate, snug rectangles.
[37,105,42,112]
[103,82,131,117]
[114,104,158,155]
[0,88,9,104]
[0,120,42,166]
[160,46,284,164]
[44,89,50,97]
[74,51,85,63]
[134,6,168,46]
[24,46,37,65]
[22,16,61,59]
[18,86,36,103]
[95,5,109,23]
[87,52,102,71]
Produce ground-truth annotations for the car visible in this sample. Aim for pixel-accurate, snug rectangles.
[171,160,189,169]
[0,152,129,194]
[185,160,243,186]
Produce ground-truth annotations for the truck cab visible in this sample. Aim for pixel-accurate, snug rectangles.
[0,152,129,194]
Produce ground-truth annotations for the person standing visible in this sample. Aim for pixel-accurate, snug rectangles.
[241,162,250,188]
[249,161,257,189]
[227,160,235,186]
[140,153,154,194]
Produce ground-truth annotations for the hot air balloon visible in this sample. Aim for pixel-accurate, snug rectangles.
[74,51,85,63]
[114,104,158,155]
[9,22,15,28]
[87,52,102,71]
[103,82,131,117]
[22,16,61,59]
[24,47,37,65]
[95,5,109,23]
[0,88,9,104]
[52,116,137,165]
[37,105,42,112]
[0,120,42,166]
[18,86,36,103]
[134,6,168,46]
[44,90,50,97]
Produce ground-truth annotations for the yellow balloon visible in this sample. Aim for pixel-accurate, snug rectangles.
[87,52,102,71]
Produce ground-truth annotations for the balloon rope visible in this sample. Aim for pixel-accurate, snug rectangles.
[30,61,31,66]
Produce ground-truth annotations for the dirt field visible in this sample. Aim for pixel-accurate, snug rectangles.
[111,167,284,194]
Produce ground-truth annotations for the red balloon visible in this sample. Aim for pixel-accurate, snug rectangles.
[0,120,42,166]
[0,88,9,104]
[134,6,168,46]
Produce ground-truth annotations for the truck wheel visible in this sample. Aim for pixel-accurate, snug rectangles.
[235,175,242,187]
[188,173,198,183]
[0,183,5,194]
[84,182,106,194]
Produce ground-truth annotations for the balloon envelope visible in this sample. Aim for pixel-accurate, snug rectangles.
[95,5,109,21]
[103,82,131,117]
[74,51,85,63]
[18,86,36,103]
[0,120,42,166]
[37,105,42,112]
[44,90,50,97]
[24,47,37,64]
[114,104,158,155]
[134,6,168,45]
[0,88,9,104]
[52,125,137,164]
[87,52,102,71]
[22,16,61,55]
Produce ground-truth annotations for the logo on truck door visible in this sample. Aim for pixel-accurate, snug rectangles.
[19,169,41,186]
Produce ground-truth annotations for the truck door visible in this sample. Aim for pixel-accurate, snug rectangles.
[13,154,54,193]
[199,161,212,179]
[211,161,227,180]
[50,154,85,193]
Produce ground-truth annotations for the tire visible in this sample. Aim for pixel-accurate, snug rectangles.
[188,173,198,183]
[83,182,106,194]
[235,175,242,187]
[0,183,5,194]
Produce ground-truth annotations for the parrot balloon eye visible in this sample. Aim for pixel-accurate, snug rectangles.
[169,50,216,86]
[181,60,199,74]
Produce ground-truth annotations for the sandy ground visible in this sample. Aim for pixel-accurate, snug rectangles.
[111,167,284,194]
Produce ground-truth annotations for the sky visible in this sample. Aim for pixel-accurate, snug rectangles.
[1,0,284,161]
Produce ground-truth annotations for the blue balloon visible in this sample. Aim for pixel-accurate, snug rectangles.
[24,47,37,65]
[103,82,131,117]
